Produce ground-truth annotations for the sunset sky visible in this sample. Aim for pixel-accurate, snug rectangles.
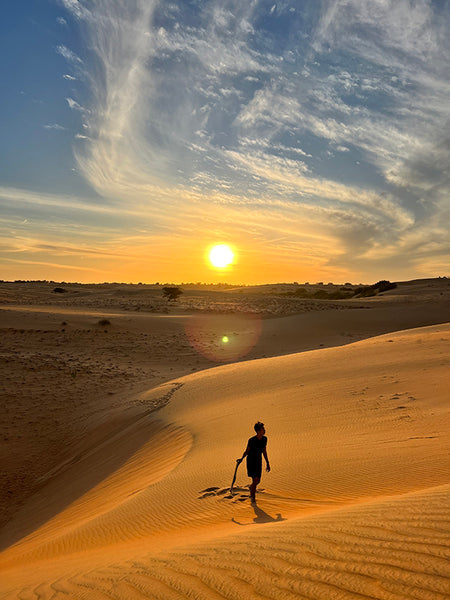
[1,0,449,284]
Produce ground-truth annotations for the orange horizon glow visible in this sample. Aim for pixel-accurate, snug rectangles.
[1,224,441,286]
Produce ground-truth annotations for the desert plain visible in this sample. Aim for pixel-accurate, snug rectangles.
[0,277,449,599]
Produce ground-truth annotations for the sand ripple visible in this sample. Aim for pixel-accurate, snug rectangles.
[2,485,449,599]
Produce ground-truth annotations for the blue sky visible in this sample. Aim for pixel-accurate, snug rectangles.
[1,0,449,284]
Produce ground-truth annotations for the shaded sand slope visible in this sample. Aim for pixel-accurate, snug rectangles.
[0,325,449,598]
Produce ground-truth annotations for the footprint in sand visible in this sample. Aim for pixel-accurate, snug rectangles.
[198,486,220,499]
[198,486,233,499]
[198,486,265,501]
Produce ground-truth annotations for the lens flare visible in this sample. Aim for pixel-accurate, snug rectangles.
[185,314,261,363]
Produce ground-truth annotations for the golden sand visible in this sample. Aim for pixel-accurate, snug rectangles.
[0,279,449,598]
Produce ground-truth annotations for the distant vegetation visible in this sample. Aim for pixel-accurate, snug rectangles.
[162,286,183,302]
[281,280,397,300]
[2,279,403,298]
[353,280,397,297]
[286,287,353,300]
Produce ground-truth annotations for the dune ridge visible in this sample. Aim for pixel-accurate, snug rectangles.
[1,324,449,598]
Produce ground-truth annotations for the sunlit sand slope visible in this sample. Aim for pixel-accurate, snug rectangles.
[5,485,447,600]
[0,324,449,598]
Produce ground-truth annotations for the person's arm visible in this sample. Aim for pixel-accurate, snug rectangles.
[237,444,250,464]
[263,446,270,472]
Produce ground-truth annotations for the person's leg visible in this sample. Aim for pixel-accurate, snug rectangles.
[250,477,260,501]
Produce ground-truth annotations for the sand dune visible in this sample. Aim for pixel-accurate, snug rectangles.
[2,283,449,527]
[10,484,445,600]
[1,323,449,598]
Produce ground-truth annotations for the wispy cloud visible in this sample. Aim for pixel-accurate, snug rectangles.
[65,97,85,112]
[0,186,134,217]
[58,0,88,21]
[23,0,449,282]
[2,257,105,273]
[56,44,83,64]
[43,123,66,130]
[310,1,450,182]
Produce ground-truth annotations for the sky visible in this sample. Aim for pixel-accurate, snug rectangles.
[1,0,449,285]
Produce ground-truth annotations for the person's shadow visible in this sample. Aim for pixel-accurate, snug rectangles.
[232,501,286,526]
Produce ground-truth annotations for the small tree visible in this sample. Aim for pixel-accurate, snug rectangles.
[162,286,183,302]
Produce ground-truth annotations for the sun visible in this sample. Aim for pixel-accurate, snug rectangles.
[208,244,234,268]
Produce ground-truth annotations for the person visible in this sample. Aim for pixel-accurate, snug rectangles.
[237,421,270,503]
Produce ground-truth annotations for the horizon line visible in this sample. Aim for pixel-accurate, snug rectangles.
[2,276,448,288]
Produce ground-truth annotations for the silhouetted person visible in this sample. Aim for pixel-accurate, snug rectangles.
[237,421,270,503]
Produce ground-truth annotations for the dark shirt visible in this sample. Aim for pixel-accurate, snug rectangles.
[247,435,267,461]
[246,435,267,478]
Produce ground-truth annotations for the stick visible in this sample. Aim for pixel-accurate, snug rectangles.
[230,459,241,495]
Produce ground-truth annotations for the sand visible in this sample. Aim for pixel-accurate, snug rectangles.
[0,278,449,598]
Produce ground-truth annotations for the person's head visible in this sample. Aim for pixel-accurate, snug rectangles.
[254,421,265,434]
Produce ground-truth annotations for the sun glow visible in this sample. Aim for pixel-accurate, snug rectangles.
[208,244,234,269]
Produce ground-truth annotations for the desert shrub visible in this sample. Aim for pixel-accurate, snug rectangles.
[353,286,370,296]
[312,290,329,299]
[293,288,308,297]
[375,280,397,292]
[162,286,183,301]
[353,280,396,297]
[360,288,378,297]
[282,288,351,300]
[328,290,354,299]
[53,287,66,293]
[98,319,111,326]
[313,290,353,300]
